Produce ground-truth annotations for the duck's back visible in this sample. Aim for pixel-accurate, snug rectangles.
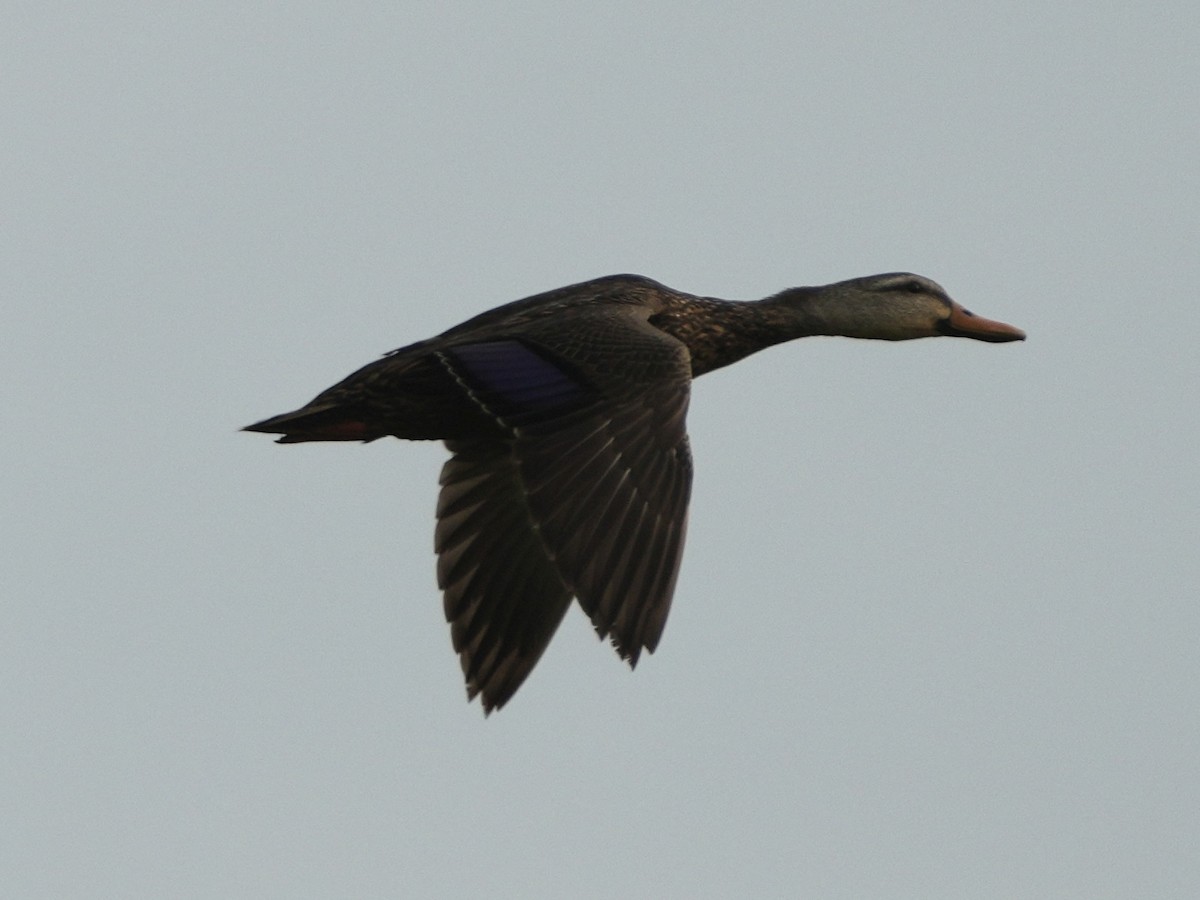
[254,274,687,443]
[426,273,672,345]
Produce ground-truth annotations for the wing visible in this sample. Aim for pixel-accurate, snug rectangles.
[434,312,694,707]
[515,386,692,664]
[436,438,574,714]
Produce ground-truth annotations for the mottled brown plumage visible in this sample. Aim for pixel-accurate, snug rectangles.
[245,273,1024,712]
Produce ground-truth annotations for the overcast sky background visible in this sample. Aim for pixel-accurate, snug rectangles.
[5,3,1198,898]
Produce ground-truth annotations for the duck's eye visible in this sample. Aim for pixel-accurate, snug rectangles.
[905,280,926,294]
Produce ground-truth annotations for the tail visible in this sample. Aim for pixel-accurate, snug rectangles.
[242,403,382,444]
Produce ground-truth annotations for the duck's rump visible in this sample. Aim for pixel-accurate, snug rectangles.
[243,349,505,443]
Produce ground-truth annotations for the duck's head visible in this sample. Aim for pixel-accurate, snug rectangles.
[811,273,1027,343]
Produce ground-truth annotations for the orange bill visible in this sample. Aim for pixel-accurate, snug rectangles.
[943,301,1026,342]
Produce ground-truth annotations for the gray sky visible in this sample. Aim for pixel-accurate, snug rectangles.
[5,3,1198,897]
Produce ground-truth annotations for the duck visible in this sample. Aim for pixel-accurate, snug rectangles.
[245,272,1025,713]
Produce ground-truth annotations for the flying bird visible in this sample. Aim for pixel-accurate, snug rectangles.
[245,273,1025,712]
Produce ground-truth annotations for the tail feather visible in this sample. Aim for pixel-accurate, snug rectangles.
[243,404,379,443]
